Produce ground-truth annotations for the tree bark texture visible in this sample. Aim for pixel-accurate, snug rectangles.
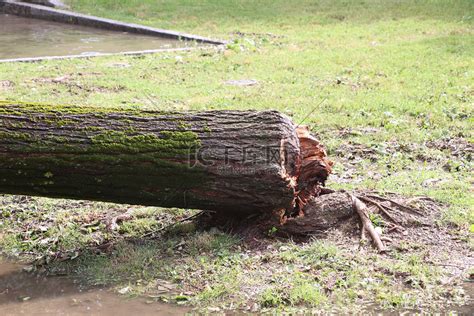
[0,101,332,215]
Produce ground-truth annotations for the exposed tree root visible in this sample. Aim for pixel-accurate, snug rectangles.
[254,189,434,252]
[357,196,401,226]
[364,194,424,216]
[349,194,386,252]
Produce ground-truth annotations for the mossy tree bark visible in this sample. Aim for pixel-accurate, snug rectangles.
[0,101,332,215]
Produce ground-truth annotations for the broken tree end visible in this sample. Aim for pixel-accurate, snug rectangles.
[280,126,333,221]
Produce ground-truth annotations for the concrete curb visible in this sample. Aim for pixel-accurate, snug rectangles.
[18,0,67,9]
[0,46,219,63]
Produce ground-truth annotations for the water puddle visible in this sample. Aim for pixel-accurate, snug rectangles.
[0,14,199,60]
[0,260,189,315]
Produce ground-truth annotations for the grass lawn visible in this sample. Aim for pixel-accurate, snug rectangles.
[0,0,473,313]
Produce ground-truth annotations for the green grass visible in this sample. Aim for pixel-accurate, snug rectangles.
[0,197,470,312]
[0,0,473,312]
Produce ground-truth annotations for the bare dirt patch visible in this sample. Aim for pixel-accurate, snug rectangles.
[0,80,14,91]
[428,137,473,160]
[30,73,124,94]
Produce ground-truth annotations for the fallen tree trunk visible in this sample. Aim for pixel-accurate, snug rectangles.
[0,101,332,215]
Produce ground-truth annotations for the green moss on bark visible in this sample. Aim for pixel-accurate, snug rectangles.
[90,130,200,154]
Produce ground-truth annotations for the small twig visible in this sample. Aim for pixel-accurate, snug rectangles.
[106,210,134,231]
[405,196,437,204]
[380,236,394,243]
[365,190,399,196]
[428,263,467,269]
[360,226,367,241]
[386,224,404,234]
[349,194,386,253]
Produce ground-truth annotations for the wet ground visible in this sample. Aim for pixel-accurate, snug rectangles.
[1,259,471,316]
[0,14,197,60]
[0,260,189,315]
